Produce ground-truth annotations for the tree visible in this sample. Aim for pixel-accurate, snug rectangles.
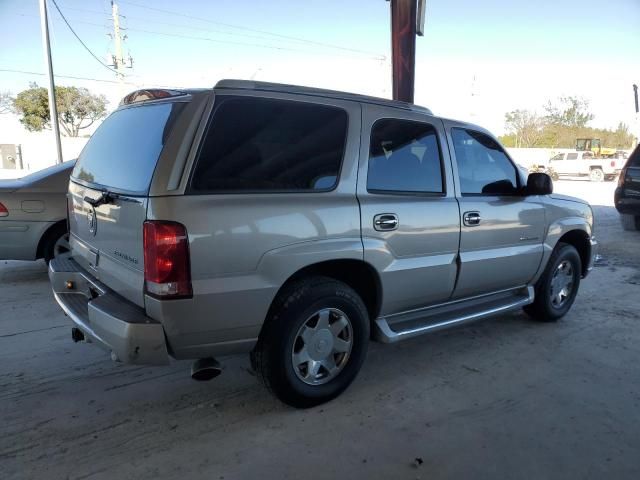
[544,96,594,128]
[13,83,107,137]
[0,91,14,114]
[504,109,544,147]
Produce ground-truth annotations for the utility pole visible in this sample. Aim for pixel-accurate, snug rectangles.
[111,1,125,84]
[389,0,426,103]
[39,0,63,165]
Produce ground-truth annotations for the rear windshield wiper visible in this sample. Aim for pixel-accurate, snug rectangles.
[83,190,139,207]
[84,191,114,207]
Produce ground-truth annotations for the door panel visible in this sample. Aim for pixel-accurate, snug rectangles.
[357,107,460,316]
[454,196,545,298]
[444,121,545,299]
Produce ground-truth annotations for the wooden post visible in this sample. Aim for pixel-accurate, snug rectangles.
[390,0,417,103]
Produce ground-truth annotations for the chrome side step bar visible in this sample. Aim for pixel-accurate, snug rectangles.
[374,286,534,343]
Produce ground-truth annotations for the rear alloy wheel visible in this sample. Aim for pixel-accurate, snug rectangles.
[524,242,581,321]
[589,168,604,182]
[252,276,369,408]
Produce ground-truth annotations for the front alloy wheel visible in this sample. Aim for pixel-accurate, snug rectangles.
[524,242,581,321]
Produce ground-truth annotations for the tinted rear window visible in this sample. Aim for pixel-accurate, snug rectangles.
[72,102,185,194]
[190,96,348,192]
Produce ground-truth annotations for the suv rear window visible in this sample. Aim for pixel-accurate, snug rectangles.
[72,102,185,194]
[190,96,348,192]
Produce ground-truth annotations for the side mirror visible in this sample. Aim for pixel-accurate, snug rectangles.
[526,172,553,196]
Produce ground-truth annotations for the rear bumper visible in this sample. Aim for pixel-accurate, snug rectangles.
[614,188,640,214]
[49,257,169,365]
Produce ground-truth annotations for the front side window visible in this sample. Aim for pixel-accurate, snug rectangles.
[551,153,565,161]
[451,128,519,195]
[367,119,444,194]
[191,97,348,192]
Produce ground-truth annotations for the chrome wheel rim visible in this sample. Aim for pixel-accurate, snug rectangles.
[550,260,574,308]
[53,233,71,258]
[291,308,353,386]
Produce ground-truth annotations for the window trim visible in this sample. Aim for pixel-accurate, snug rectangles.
[366,117,447,196]
[451,127,523,197]
[186,95,349,195]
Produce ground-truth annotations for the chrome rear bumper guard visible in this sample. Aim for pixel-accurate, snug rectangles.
[49,257,169,365]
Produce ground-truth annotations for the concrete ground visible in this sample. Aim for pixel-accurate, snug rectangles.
[1,180,639,480]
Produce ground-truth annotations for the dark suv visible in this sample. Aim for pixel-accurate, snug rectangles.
[615,145,640,231]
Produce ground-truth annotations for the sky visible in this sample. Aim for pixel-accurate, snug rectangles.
[1,0,639,137]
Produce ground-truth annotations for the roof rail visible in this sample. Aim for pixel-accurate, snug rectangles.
[214,79,433,115]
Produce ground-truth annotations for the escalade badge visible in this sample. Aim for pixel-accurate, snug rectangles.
[87,207,97,235]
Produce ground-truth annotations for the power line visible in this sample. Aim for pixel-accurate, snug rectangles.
[49,0,123,76]
[0,67,136,85]
[118,0,385,59]
[124,25,382,60]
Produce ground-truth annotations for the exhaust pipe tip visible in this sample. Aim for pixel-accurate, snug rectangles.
[191,357,222,381]
[71,327,85,343]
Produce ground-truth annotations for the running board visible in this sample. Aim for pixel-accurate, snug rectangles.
[374,286,535,343]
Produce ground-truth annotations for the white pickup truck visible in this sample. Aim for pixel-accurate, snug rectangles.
[547,151,622,182]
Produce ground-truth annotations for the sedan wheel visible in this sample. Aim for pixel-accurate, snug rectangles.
[53,233,71,259]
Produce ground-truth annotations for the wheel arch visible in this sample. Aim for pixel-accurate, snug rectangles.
[557,229,591,276]
[36,219,67,259]
[266,258,383,324]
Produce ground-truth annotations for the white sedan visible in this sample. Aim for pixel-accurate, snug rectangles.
[0,160,74,263]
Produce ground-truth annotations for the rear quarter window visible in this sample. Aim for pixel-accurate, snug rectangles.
[189,96,348,193]
[72,101,186,195]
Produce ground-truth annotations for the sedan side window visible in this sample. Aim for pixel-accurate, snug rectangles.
[566,153,578,160]
[451,128,519,195]
[367,119,444,194]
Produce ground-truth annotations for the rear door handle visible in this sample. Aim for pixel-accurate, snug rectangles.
[463,211,481,226]
[374,213,399,231]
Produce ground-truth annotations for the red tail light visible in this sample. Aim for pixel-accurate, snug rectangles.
[143,221,192,299]
[0,202,8,217]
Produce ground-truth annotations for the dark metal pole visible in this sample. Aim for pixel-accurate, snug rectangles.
[633,84,639,114]
[390,0,417,103]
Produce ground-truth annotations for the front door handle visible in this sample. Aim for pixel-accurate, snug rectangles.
[463,211,481,227]
[374,213,399,231]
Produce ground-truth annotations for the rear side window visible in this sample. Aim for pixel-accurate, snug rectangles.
[190,97,348,192]
[567,153,578,160]
[451,128,519,195]
[367,119,444,194]
[72,102,185,194]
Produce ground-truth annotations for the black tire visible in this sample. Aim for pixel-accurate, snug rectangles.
[42,224,70,264]
[524,243,581,322]
[620,214,640,231]
[252,276,369,408]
